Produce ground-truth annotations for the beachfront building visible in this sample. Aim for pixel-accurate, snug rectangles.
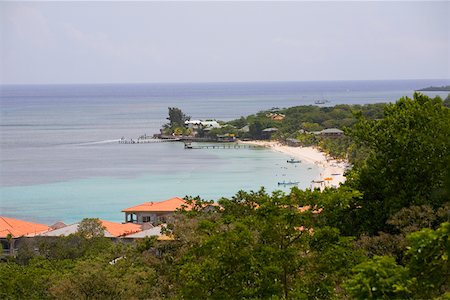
[286,138,301,147]
[185,120,203,129]
[262,127,279,139]
[122,197,192,224]
[315,128,344,137]
[185,120,221,130]
[0,216,50,256]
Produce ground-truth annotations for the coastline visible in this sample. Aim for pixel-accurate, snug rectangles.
[239,140,347,189]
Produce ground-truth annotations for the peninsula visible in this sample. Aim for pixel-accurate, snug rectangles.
[417,85,450,91]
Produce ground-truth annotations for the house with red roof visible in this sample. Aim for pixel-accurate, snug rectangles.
[122,197,193,224]
[0,216,51,256]
[0,216,50,238]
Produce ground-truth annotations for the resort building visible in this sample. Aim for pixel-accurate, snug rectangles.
[266,113,286,121]
[185,120,203,129]
[315,128,344,137]
[262,127,279,139]
[0,216,50,238]
[286,138,301,147]
[122,197,192,224]
[1,216,51,256]
[185,120,221,129]
[38,220,142,238]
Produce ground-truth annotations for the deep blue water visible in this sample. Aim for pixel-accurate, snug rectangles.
[1,80,449,224]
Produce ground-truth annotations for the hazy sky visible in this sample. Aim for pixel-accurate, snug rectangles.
[1,1,449,84]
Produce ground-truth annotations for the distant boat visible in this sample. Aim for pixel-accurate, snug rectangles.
[287,158,301,163]
[314,99,330,105]
[278,181,300,186]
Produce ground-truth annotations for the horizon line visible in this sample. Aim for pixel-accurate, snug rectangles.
[1,78,450,87]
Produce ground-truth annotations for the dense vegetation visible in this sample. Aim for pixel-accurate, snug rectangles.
[417,85,450,91]
[1,93,449,299]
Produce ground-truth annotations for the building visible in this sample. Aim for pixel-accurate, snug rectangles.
[266,113,285,121]
[286,138,301,147]
[0,216,50,239]
[217,134,236,142]
[314,128,344,137]
[200,120,221,129]
[122,197,193,224]
[184,120,203,129]
[184,120,221,129]
[261,127,279,139]
[38,220,142,238]
[1,216,51,255]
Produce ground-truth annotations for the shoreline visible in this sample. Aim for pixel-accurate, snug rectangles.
[239,140,347,189]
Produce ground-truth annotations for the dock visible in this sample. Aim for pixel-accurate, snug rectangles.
[119,138,180,144]
[184,143,263,150]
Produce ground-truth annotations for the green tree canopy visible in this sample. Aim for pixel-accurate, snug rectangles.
[166,107,190,128]
[348,93,450,233]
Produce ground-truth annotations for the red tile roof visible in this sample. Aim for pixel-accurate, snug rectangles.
[0,216,50,238]
[100,220,142,237]
[122,197,192,213]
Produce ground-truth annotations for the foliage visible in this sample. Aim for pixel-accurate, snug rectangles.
[444,93,450,108]
[346,222,450,299]
[172,189,363,299]
[347,93,450,234]
[405,222,450,298]
[345,256,411,299]
[77,218,105,239]
[165,107,190,129]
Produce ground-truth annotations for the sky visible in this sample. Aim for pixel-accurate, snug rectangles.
[0,1,449,84]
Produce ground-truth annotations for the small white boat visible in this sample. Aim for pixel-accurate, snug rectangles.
[278,181,300,186]
[287,158,301,163]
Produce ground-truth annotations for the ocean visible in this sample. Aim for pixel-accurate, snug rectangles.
[1,80,449,224]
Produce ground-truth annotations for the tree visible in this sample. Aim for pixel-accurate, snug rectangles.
[405,222,450,298]
[444,93,450,108]
[166,107,190,128]
[249,120,263,139]
[346,222,450,299]
[348,93,450,234]
[173,189,362,299]
[77,218,105,239]
[344,256,410,299]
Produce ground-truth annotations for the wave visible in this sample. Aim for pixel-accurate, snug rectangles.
[76,139,121,146]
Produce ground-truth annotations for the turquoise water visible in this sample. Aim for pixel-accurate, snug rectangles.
[1,143,319,223]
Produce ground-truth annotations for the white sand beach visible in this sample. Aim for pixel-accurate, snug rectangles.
[239,140,347,189]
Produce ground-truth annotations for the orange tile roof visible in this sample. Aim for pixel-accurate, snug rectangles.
[100,220,142,237]
[0,216,50,238]
[122,197,192,213]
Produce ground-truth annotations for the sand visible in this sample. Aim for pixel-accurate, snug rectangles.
[239,140,348,189]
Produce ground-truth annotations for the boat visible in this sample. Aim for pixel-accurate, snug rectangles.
[278,181,300,186]
[314,99,330,105]
[287,158,301,163]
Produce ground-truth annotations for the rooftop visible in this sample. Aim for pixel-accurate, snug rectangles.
[0,216,50,238]
[321,128,344,134]
[122,197,192,213]
[39,220,142,238]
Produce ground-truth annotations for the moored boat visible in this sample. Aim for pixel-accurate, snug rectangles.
[287,158,301,163]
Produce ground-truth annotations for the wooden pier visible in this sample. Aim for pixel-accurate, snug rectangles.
[184,143,263,150]
[119,138,180,144]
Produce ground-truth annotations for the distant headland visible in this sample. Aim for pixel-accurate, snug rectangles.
[416,85,450,91]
